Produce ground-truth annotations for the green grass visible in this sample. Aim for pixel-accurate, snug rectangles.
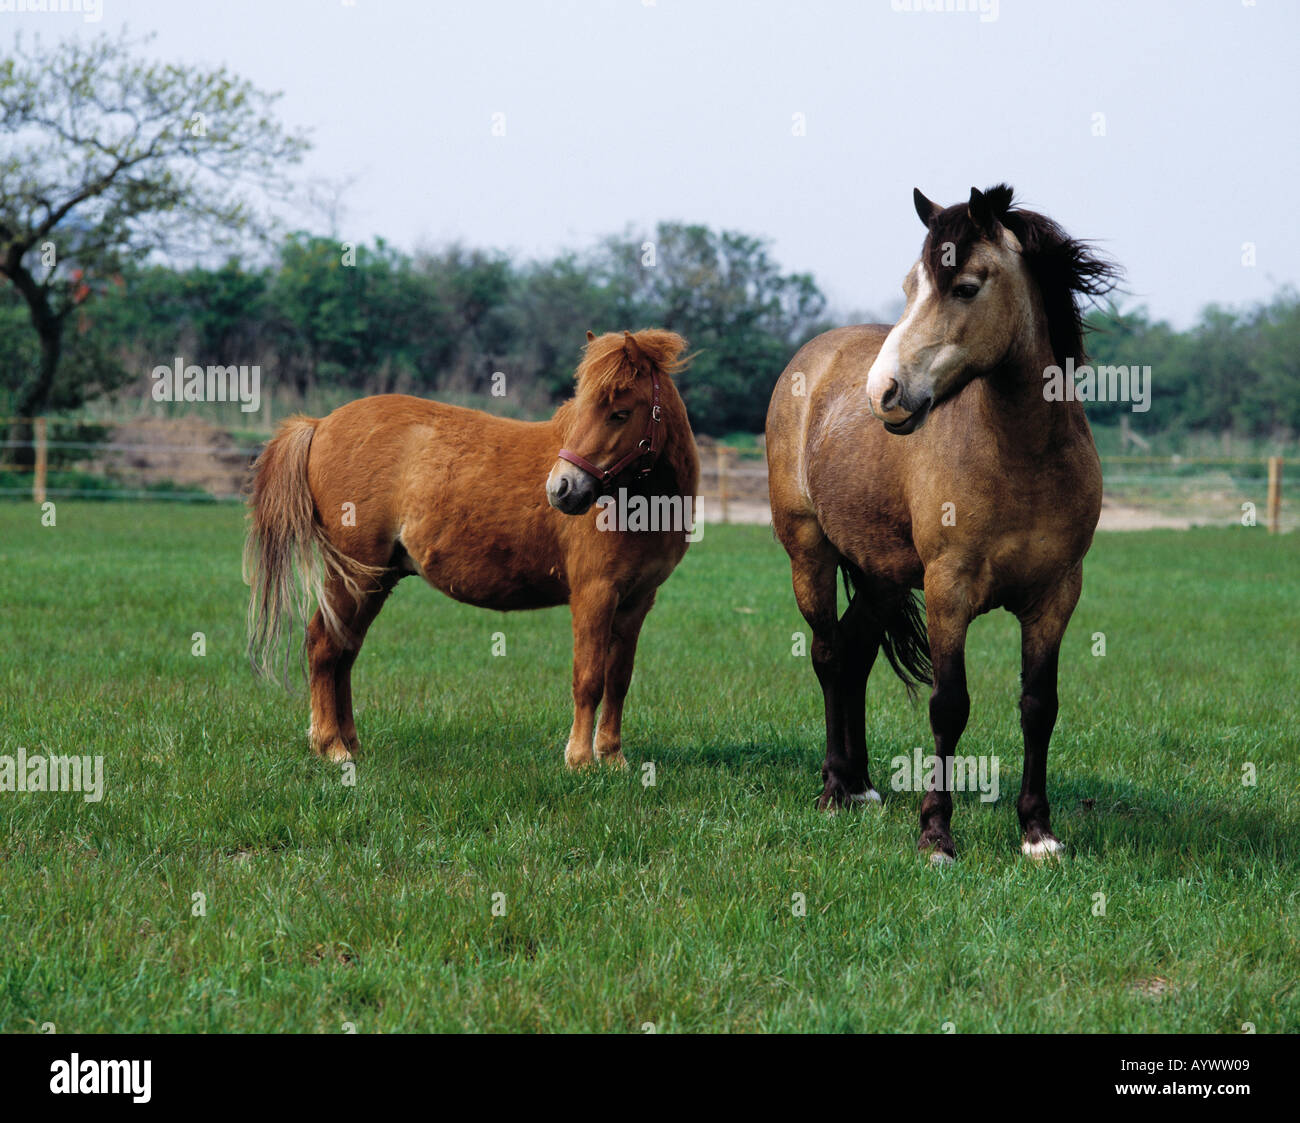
[0,504,1296,1032]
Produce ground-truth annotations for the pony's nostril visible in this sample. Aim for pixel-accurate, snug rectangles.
[880,379,901,411]
[554,476,570,499]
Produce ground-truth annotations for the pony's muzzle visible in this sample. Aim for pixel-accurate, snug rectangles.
[881,396,932,435]
[880,378,903,412]
[546,462,598,515]
[871,378,933,435]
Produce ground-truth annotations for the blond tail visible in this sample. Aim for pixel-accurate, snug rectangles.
[243,416,386,684]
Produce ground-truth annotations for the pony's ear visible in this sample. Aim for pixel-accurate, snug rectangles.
[968,186,1004,237]
[586,330,595,342]
[913,188,941,227]
[623,330,644,372]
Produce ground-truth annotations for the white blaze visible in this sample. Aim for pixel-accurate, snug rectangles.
[866,263,933,406]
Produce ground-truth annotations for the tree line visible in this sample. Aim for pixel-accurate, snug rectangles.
[1083,297,1299,434]
[3,229,1297,437]
[0,223,830,435]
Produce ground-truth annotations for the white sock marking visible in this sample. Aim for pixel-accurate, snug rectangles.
[1022,837,1064,860]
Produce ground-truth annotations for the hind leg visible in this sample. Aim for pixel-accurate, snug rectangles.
[835,592,885,804]
[780,519,872,808]
[333,578,396,756]
[308,576,393,763]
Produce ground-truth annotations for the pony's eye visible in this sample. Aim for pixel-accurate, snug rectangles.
[610,410,631,423]
[953,283,980,300]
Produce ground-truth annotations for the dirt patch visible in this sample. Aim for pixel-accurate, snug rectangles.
[88,417,258,498]
[700,494,1221,532]
[1129,976,1178,1000]
[1097,502,1197,531]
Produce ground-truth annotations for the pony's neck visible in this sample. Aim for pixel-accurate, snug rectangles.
[645,381,699,498]
[974,310,1080,458]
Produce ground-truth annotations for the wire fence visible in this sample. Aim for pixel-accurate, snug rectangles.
[694,443,1291,532]
[0,417,1291,532]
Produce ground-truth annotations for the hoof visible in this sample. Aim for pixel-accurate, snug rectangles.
[309,726,354,764]
[818,785,882,814]
[564,747,594,770]
[316,738,353,764]
[918,827,955,865]
[1022,836,1064,861]
[596,750,628,770]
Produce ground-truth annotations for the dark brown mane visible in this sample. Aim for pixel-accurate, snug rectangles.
[922,184,1122,364]
[575,329,690,401]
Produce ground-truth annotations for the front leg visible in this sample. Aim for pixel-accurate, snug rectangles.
[564,583,618,769]
[1016,567,1083,859]
[919,572,974,863]
[593,592,655,768]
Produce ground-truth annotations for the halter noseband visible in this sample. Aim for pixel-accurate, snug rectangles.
[556,367,664,484]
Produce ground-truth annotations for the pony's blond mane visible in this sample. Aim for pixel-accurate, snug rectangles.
[575,329,689,400]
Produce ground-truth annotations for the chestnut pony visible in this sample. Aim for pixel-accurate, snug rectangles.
[767,185,1119,863]
[245,329,698,769]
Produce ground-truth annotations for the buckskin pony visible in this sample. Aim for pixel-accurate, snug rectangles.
[246,329,698,770]
[766,185,1119,862]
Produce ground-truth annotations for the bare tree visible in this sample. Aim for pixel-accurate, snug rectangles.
[0,30,309,452]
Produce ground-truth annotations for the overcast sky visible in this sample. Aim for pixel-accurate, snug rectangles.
[10,0,1299,326]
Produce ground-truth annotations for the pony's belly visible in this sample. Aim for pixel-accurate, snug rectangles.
[413,559,566,611]
[437,580,567,611]
[398,511,569,610]
[819,506,925,590]
[838,537,924,589]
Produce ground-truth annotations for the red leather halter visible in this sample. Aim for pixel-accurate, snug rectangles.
[556,367,664,484]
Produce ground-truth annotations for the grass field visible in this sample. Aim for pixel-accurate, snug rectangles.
[0,503,1296,1032]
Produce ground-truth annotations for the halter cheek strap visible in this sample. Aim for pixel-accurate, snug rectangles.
[556,368,664,484]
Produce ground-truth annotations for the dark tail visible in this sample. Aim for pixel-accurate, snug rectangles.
[840,562,933,699]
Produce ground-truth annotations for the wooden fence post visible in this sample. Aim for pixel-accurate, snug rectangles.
[1266,456,1282,534]
[716,445,730,524]
[33,417,47,505]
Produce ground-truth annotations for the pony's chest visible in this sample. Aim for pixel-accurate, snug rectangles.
[911,448,1101,596]
[921,486,1100,603]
